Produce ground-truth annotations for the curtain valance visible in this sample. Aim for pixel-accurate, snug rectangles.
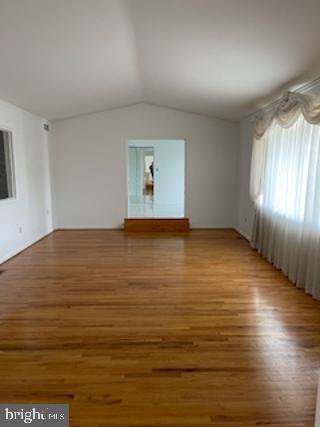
[254,91,320,140]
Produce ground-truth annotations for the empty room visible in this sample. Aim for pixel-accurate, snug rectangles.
[1,0,320,426]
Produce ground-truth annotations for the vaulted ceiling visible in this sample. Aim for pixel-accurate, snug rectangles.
[1,0,320,121]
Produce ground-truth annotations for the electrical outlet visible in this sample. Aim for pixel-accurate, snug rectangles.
[19,226,22,234]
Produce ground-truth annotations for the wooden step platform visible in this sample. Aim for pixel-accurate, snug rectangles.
[124,218,190,232]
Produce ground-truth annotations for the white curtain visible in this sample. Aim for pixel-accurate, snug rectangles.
[250,91,320,300]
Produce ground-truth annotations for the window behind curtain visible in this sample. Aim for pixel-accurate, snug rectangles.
[261,114,320,225]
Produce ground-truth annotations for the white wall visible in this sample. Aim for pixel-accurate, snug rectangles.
[0,100,53,263]
[51,103,239,228]
[236,116,255,239]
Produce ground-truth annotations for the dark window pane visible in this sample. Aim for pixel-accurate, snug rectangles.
[0,131,9,200]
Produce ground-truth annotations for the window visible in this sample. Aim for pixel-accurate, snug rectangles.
[250,95,320,300]
[0,130,15,200]
[259,114,320,225]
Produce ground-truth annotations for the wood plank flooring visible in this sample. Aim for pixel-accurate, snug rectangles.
[124,218,190,232]
[0,229,320,426]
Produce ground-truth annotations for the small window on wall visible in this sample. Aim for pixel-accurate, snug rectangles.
[0,129,15,200]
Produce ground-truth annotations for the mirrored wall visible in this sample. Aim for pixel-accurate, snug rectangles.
[127,140,185,218]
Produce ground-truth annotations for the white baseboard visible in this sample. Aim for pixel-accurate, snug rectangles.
[190,225,234,229]
[0,229,53,265]
[315,375,320,427]
[234,226,250,241]
[54,226,123,230]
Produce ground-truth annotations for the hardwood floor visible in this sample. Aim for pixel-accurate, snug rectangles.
[124,218,190,232]
[0,229,320,426]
